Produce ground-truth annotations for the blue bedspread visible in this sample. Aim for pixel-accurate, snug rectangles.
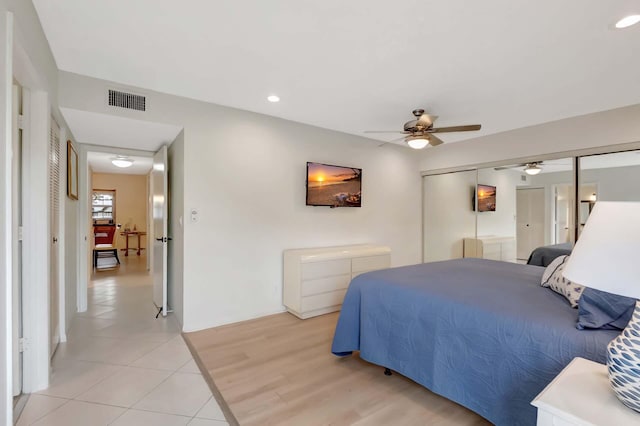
[332,258,618,426]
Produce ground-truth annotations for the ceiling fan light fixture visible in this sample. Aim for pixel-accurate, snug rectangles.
[111,155,134,168]
[524,163,542,175]
[406,136,429,150]
[615,15,640,29]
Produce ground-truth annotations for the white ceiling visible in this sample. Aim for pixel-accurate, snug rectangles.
[87,151,153,175]
[35,1,640,146]
[60,107,183,151]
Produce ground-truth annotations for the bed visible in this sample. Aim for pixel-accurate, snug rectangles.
[526,242,573,267]
[331,258,618,426]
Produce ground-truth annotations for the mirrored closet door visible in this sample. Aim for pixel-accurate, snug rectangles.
[423,158,576,264]
[423,170,477,262]
[578,149,640,236]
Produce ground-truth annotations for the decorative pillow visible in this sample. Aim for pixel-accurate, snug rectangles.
[577,288,636,330]
[540,255,584,308]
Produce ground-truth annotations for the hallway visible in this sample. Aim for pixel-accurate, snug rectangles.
[16,257,228,425]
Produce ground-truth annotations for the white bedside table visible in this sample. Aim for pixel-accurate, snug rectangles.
[532,357,640,426]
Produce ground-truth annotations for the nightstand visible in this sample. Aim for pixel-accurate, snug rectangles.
[532,357,640,425]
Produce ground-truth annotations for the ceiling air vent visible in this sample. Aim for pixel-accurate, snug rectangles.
[108,89,146,112]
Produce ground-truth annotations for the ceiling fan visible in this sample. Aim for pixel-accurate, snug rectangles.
[495,162,544,175]
[364,108,481,149]
[494,161,570,175]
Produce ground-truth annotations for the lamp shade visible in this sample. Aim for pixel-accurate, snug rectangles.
[563,201,640,299]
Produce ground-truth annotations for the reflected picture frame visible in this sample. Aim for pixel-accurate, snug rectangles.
[67,140,78,200]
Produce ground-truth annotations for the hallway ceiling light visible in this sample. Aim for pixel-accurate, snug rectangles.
[111,155,134,168]
[524,163,542,175]
[267,95,280,103]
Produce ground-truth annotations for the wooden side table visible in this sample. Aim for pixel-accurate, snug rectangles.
[532,357,640,425]
[120,231,147,256]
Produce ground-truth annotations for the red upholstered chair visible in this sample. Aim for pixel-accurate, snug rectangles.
[93,226,120,268]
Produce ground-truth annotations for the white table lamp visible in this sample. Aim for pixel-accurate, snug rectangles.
[563,201,640,412]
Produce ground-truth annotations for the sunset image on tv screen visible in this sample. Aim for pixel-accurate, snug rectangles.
[477,184,496,212]
[307,163,361,207]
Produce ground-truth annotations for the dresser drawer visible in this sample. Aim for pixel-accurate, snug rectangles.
[352,255,390,273]
[301,289,347,312]
[301,259,351,280]
[301,274,351,297]
[482,243,501,260]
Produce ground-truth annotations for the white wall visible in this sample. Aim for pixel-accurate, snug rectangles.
[58,72,423,331]
[583,165,640,202]
[423,170,476,262]
[419,104,640,172]
[168,130,184,327]
[423,168,520,262]
[1,4,13,423]
[476,168,520,238]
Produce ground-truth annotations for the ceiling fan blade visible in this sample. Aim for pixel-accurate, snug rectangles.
[377,135,406,148]
[494,163,527,171]
[364,130,409,134]
[430,124,482,133]
[428,134,444,146]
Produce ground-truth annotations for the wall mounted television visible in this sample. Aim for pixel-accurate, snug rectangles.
[306,162,362,207]
[474,184,497,212]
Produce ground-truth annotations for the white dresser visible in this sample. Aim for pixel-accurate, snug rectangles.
[463,235,516,262]
[283,244,391,319]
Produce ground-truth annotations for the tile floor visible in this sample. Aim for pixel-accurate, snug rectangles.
[16,255,228,426]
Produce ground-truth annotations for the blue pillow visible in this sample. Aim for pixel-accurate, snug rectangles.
[577,287,636,330]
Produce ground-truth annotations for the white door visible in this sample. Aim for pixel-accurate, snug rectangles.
[516,188,545,260]
[554,185,573,244]
[11,84,23,396]
[152,145,168,316]
[49,118,61,357]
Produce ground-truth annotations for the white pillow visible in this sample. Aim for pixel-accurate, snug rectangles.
[541,255,584,308]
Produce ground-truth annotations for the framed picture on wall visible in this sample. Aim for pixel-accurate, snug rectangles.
[67,140,78,200]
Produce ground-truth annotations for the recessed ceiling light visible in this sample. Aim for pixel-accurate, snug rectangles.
[267,95,280,103]
[615,15,640,29]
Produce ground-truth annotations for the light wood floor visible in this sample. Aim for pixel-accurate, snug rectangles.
[184,312,491,426]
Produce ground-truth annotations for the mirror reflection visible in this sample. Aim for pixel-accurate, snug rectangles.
[578,149,640,236]
[422,150,640,266]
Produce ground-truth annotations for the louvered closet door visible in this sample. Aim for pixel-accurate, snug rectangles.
[49,118,60,357]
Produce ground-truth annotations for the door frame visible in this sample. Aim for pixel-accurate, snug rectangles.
[20,89,53,393]
[552,184,573,245]
[11,15,68,394]
[151,145,168,317]
[77,144,155,312]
